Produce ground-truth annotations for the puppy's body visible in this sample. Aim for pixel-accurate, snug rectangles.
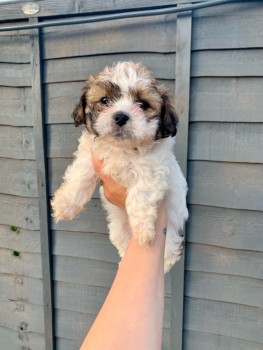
[51,62,188,273]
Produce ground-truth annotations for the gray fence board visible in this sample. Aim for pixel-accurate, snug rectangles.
[185,271,263,308]
[44,53,175,84]
[0,299,44,334]
[0,225,40,254]
[53,255,117,288]
[0,273,43,306]
[0,194,39,230]
[0,326,45,350]
[184,298,263,344]
[192,50,263,77]
[186,243,263,280]
[0,248,42,279]
[190,77,263,123]
[0,63,31,87]
[189,122,263,163]
[46,125,80,158]
[0,86,33,126]
[193,1,263,18]
[184,330,263,350]
[51,198,108,233]
[188,161,263,211]
[43,14,176,59]
[0,126,35,160]
[0,158,37,197]
[0,34,30,63]
[53,231,118,263]
[192,4,263,50]
[187,205,263,252]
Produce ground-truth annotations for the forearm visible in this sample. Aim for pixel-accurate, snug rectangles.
[80,212,166,350]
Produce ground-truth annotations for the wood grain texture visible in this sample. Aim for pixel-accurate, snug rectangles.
[189,122,263,163]
[187,205,263,252]
[185,243,263,280]
[0,225,40,254]
[0,273,43,306]
[0,158,37,197]
[0,248,42,279]
[46,124,80,158]
[192,3,263,50]
[0,126,35,160]
[0,194,39,230]
[53,255,117,288]
[184,298,263,344]
[171,8,192,350]
[0,252,117,294]
[192,50,263,77]
[0,63,31,87]
[43,14,176,59]
[50,198,108,233]
[44,53,175,83]
[0,33,30,63]
[190,77,263,122]
[188,161,263,211]
[184,330,263,350]
[0,86,33,126]
[0,299,44,333]
[0,326,45,350]
[185,271,263,308]
[53,230,119,263]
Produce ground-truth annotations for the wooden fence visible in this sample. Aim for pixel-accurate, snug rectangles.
[0,1,262,349]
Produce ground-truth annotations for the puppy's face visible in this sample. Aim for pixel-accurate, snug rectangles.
[72,62,177,147]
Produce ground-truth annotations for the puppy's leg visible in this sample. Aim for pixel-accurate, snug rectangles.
[164,160,188,272]
[164,221,184,273]
[126,185,167,246]
[100,187,131,258]
[51,134,98,222]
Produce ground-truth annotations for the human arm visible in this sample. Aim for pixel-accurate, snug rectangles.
[80,156,166,350]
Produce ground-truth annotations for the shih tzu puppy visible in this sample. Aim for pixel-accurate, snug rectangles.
[51,61,188,273]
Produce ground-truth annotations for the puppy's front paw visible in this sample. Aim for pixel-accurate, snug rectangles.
[132,222,156,246]
[51,194,82,223]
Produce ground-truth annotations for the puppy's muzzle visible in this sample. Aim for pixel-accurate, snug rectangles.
[113,111,129,127]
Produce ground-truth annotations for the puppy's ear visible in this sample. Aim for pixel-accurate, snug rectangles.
[72,76,94,127]
[156,86,178,139]
[72,91,87,127]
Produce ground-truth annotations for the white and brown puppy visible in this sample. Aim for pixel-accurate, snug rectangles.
[51,61,188,273]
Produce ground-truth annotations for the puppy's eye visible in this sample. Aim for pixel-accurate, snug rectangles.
[100,97,109,105]
[138,100,150,111]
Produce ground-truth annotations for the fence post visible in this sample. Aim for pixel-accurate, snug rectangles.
[170,7,192,350]
[30,18,55,350]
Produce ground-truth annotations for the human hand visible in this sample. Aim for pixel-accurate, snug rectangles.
[92,153,127,209]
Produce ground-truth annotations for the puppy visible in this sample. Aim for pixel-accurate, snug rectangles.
[51,61,188,273]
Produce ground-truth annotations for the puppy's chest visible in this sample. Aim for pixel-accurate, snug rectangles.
[93,142,170,188]
[99,150,140,186]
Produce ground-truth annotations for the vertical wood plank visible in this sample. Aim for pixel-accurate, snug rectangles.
[171,8,192,350]
[30,18,55,350]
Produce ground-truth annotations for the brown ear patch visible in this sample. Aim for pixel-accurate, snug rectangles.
[72,92,87,127]
[156,88,178,139]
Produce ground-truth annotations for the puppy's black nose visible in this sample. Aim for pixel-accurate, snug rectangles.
[113,112,129,127]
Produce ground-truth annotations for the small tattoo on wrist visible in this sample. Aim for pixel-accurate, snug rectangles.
[163,228,167,235]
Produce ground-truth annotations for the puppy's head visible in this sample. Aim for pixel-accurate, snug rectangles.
[72,62,177,147]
